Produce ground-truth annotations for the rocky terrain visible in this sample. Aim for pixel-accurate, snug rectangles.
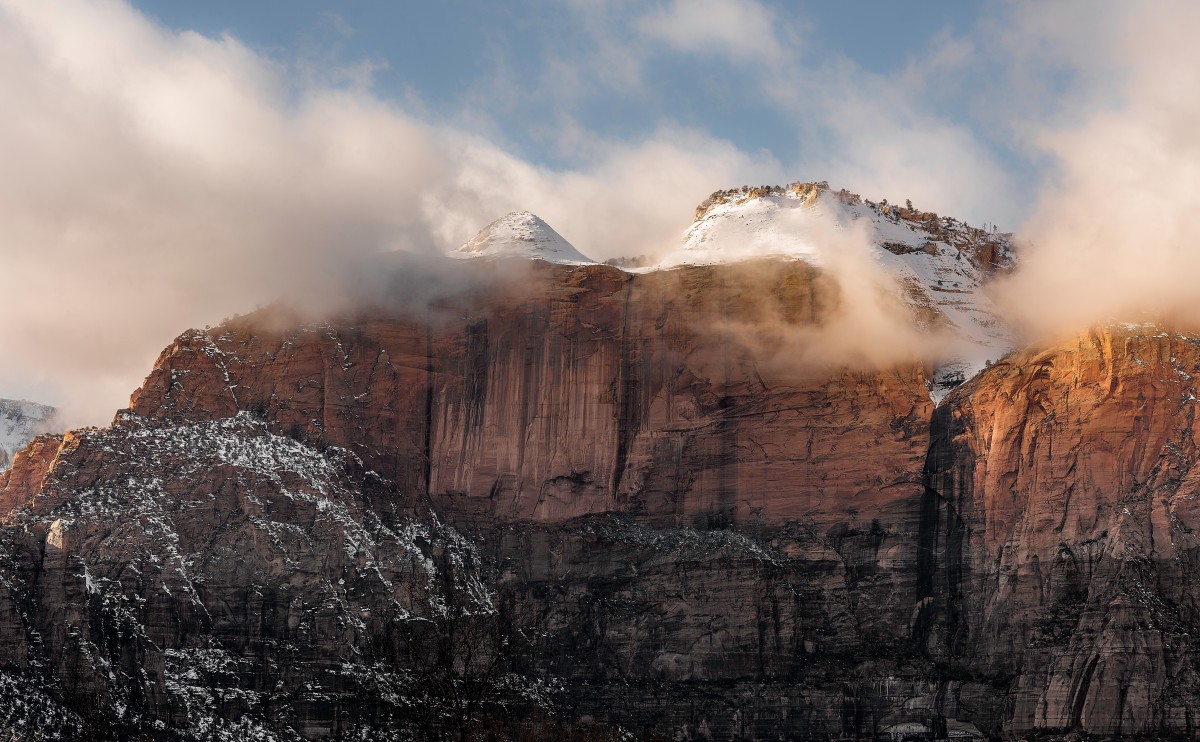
[0,187,1195,740]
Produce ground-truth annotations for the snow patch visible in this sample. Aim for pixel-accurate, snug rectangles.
[452,211,596,265]
[655,184,1016,401]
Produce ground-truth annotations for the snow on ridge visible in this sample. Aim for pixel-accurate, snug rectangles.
[451,185,1016,400]
[452,211,596,265]
[657,181,1013,270]
[652,182,1017,401]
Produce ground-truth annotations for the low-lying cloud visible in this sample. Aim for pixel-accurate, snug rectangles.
[0,0,779,426]
[5,0,1200,429]
[692,215,951,378]
[994,0,1200,341]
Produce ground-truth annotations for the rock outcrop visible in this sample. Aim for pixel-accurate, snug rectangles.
[127,261,933,532]
[0,412,519,740]
[2,259,1200,739]
[663,182,1016,402]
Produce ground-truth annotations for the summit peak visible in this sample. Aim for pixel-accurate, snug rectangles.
[453,212,596,265]
[655,180,1017,401]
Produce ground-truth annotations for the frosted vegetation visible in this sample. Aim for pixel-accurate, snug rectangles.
[1,411,555,739]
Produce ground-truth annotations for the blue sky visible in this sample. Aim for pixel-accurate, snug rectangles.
[129,1,983,147]
[6,0,1195,421]
[128,1,1026,223]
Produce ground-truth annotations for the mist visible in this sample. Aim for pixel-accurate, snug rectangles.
[995,1,1200,340]
[6,0,1200,429]
[663,205,955,378]
[0,0,779,426]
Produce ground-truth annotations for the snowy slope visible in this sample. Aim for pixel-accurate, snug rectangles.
[452,211,596,265]
[657,182,1016,401]
[458,185,1013,400]
[0,399,59,470]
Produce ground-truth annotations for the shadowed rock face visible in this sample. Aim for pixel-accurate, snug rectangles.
[2,261,1200,739]
[0,412,513,740]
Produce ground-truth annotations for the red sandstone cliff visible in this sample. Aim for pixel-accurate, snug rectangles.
[0,260,1197,739]
[127,262,933,531]
[923,325,1200,737]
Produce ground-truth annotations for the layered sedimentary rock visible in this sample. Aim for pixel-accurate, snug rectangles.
[922,325,1200,737]
[3,256,1200,739]
[128,261,932,532]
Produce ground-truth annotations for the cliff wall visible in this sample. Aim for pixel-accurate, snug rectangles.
[1,263,1196,739]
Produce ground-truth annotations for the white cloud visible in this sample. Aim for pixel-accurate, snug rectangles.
[0,0,776,425]
[426,126,784,261]
[6,0,1193,429]
[635,0,785,64]
[791,77,1026,228]
[629,1,1021,228]
[994,0,1200,339]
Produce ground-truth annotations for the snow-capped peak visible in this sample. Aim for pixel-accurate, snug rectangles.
[658,182,1012,272]
[452,211,596,265]
[654,181,1017,402]
[452,187,1015,401]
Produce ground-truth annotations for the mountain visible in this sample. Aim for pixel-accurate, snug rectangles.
[451,211,596,264]
[458,184,1015,402]
[659,182,1016,400]
[0,399,58,471]
[0,188,1196,739]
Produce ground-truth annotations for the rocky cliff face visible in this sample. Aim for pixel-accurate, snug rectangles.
[0,412,523,740]
[128,261,932,532]
[922,325,1200,737]
[1,258,1199,739]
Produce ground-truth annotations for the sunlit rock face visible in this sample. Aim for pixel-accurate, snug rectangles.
[3,251,1200,738]
[923,325,1200,737]
[126,260,936,532]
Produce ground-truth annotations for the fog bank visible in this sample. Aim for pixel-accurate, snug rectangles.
[0,0,778,425]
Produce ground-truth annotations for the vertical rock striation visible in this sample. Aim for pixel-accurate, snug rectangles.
[923,326,1200,738]
[3,259,1200,738]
